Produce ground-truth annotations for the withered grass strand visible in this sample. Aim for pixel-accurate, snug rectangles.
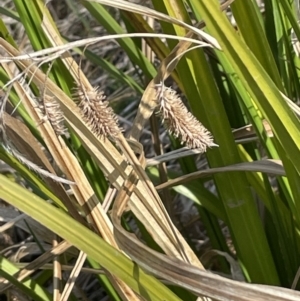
[156,85,216,151]
[74,86,121,139]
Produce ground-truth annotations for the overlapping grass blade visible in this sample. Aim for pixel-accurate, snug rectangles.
[0,175,182,301]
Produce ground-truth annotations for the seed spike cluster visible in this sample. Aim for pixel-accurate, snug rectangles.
[156,85,217,152]
[74,86,121,139]
[41,96,66,136]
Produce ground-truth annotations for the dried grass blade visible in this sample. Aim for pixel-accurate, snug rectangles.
[156,159,285,190]
[40,16,202,266]
[0,38,201,269]
[67,115,201,265]
[40,16,141,300]
[2,113,79,214]
[60,251,87,301]
[0,241,72,292]
[111,171,300,301]
[1,65,87,224]
[87,0,220,48]
[53,237,62,301]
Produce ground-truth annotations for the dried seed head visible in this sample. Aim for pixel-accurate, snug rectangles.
[40,95,66,136]
[38,62,66,137]
[156,85,217,151]
[74,86,121,139]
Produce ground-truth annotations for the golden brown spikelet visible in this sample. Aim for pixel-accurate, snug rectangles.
[156,84,217,151]
[74,86,121,139]
[41,95,66,136]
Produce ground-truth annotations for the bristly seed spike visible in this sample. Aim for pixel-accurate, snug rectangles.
[73,85,121,139]
[155,83,217,152]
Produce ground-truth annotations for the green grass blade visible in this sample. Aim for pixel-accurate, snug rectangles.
[13,0,74,93]
[195,0,300,178]
[231,0,284,89]
[0,256,52,301]
[0,175,182,301]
